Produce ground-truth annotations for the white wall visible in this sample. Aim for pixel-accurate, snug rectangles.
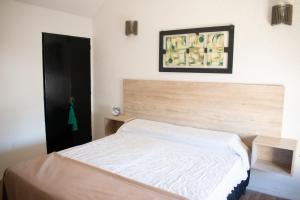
[0,0,93,177]
[92,0,300,199]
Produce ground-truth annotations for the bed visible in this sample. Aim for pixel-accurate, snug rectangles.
[60,119,250,200]
[1,80,284,200]
[2,119,249,200]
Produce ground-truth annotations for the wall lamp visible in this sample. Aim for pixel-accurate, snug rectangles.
[271,3,293,25]
[125,20,138,36]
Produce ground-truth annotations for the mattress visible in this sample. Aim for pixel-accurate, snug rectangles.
[59,119,250,200]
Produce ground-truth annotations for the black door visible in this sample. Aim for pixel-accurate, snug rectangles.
[42,33,91,153]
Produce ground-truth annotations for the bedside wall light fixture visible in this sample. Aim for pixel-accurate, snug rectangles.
[125,20,138,36]
[271,3,293,25]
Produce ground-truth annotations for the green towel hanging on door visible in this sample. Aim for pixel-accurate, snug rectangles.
[68,97,78,131]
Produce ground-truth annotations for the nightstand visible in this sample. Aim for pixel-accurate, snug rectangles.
[251,135,297,176]
[104,115,134,136]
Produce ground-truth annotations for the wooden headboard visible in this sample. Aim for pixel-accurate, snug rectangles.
[123,79,284,142]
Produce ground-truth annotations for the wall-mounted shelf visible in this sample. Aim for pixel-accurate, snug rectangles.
[251,136,297,176]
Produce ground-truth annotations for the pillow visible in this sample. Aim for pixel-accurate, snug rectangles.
[118,119,250,170]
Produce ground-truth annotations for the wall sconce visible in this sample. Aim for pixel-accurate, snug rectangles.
[271,4,293,25]
[125,20,138,36]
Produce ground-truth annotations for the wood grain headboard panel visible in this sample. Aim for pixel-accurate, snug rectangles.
[124,79,284,139]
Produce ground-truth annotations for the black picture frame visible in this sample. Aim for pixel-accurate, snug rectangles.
[159,25,234,73]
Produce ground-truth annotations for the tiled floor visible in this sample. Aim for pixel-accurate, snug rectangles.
[240,190,288,200]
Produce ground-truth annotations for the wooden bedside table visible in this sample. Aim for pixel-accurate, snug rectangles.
[251,135,297,176]
[104,115,134,136]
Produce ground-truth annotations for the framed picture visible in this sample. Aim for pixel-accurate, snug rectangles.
[159,25,234,73]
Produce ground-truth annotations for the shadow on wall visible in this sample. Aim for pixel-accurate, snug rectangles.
[93,106,108,139]
[0,143,46,178]
[267,0,275,23]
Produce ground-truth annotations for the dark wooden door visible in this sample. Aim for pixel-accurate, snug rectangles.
[42,33,91,153]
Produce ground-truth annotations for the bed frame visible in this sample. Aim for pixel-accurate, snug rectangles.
[123,79,284,147]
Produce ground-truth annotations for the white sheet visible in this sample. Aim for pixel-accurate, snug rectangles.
[59,119,250,200]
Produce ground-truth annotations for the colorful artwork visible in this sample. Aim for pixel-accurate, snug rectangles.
[188,48,205,66]
[207,33,224,53]
[187,34,205,66]
[206,33,224,66]
[164,36,187,66]
[207,53,224,66]
[166,36,187,50]
[164,33,225,67]
[164,50,186,66]
[159,25,234,73]
[188,34,205,48]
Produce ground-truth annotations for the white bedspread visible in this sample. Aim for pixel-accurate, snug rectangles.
[59,119,250,200]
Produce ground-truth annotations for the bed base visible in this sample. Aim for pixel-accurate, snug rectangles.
[227,170,250,200]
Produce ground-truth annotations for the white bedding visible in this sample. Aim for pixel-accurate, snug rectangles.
[59,119,250,200]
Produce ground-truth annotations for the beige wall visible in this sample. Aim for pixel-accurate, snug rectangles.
[92,0,300,199]
[0,0,93,177]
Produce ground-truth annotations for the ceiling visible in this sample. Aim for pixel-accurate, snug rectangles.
[15,0,104,18]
